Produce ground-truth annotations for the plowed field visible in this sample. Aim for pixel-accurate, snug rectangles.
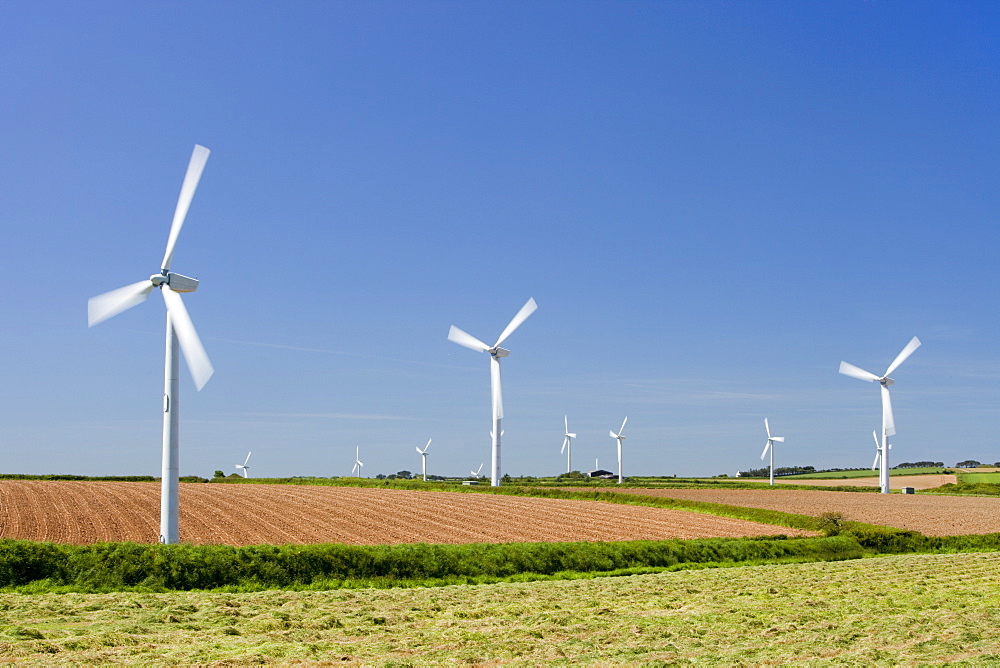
[774,474,957,489]
[607,488,1000,536]
[0,481,812,546]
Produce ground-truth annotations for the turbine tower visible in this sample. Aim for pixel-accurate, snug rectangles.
[87,144,213,545]
[839,336,921,494]
[561,416,576,473]
[416,438,431,481]
[610,417,628,484]
[759,418,785,485]
[235,451,252,478]
[448,298,537,487]
[351,447,364,476]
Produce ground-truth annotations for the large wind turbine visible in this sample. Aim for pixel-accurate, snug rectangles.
[871,429,885,471]
[561,416,576,473]
[759,418,785,485]
[235,451,252,478]
[448,298,537,487]
[87,144,213,545]
[610,417,627,484]
[416,438,431,481]
[351,447,364,476]
[471,463,484,479]
[839,336,921,494]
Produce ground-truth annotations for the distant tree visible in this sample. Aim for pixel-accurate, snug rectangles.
[956,460,982,468]
[213,470,225,479]
[396,470,413,480]
[375,474,387,480]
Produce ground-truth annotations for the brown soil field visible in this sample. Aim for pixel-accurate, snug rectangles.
[606,488,1000,536]
[774,473,957,489]
[0,481,813,546]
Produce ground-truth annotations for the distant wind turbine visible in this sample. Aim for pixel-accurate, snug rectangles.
[87,144,213,545]
[759,418,785,485]
[351,447,363,476]
[610,417,628,484]
[235,451,252,478]
[561,416,576,473]
[416,438,431,481]
[448,298,537,487]
[471,463,484,479]
[839,336,920,494]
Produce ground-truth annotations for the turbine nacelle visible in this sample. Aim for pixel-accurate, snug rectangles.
[155,272,200,293]
[880,376,894,387]
[490,347,510,359]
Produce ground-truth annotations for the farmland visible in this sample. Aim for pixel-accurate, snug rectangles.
[610,487,1000,536]
[0,481,814,545]
[2,551,999,664]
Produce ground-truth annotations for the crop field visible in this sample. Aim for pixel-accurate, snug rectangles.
[2,550,999,664]
[0,481,813,545]
[611,488,1000,536]
[774,473,957,489]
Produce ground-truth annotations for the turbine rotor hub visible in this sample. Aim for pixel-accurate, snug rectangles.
[491,347,510,358]
[881,376,894,387]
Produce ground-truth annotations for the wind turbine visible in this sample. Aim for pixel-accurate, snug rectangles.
[235,451,252,478]
[871,429,887,471]
[448,298,537,487]
[471,463,484,479]
[610,417,627,484]
[839,336,921,494]
[351,447,363,476]
[416,438,431,481]
[561,416,576,473]
[759,418,785,485]
[87,144,213,545]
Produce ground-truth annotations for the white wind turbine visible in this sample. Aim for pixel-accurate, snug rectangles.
[448,298,537,487]
[759,418,785,485]
[471,463,484,479]
[87,144,213,545]
[871,429,886,471]
[235,451,252,478]
[416,438,431,482]
[839,336,921,494]
[561,416,576,473]
[609,417,628,484]
[351,447,364,476]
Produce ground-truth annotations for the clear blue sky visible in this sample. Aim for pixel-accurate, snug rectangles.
[3,1,999,479]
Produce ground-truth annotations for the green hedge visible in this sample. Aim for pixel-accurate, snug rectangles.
[0,536,863,592]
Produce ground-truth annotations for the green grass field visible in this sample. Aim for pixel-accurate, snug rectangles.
[779,467,945,480]
[2,551,998,664]
[957,471,1000,484]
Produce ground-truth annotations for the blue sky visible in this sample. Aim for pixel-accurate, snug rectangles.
[3,1,999,479]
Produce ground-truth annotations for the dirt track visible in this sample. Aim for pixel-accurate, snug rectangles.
[609,488,1000,536]
[0,481,813,546]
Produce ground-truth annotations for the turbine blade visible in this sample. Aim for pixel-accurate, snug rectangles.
[493,297,537,348]
[839,361,880,382]
[772,436,785,442]
[161,288,214,390]
[881,384,896,436]
[447,325,490,352]
[88,280,155,327]
[760,442,771,460]
[619,416,628,435]
[610,430,617,439]
[161,144,210,272]
[764,417,770,438]
[416,446,423,454]
[873,448,881,471]
[490,356,503,419]
[565,415,569,433]
[566,432,577,438]
[873,429,880,448]
[425,438,432,451]
[885,336,922,377]
[244,451,252,465]
[561,437,568,454]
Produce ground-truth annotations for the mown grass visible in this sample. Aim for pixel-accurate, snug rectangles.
[2,551,999,664]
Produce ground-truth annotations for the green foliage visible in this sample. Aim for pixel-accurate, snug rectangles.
[0,536,864,593]
[934,481,1000,496]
